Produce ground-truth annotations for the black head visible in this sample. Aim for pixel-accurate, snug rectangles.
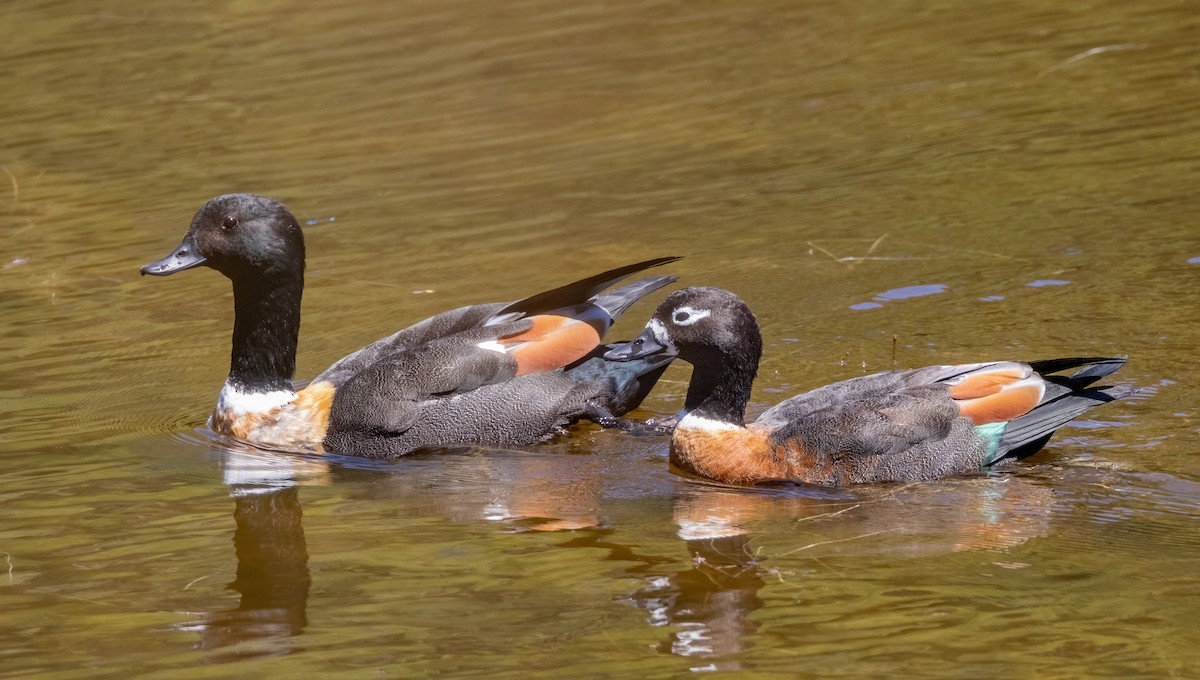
[606,286,763,424]
[605,286,763,368]
[140,194,306,282]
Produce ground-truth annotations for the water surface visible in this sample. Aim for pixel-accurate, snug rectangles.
[3,0,1199,676]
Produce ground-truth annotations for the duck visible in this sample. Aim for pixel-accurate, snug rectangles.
[604,286,1132,486]
[140,193,680,456]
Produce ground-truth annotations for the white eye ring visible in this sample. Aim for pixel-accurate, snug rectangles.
[672,306,710,326]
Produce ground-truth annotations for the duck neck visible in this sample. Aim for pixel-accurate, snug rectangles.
[681,351,757,428]
[228,271,303,394]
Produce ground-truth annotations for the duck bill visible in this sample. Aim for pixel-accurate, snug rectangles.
[140,234,207,276]
[604,327,674,361]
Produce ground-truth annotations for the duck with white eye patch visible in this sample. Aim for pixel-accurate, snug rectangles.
[604,286,1133,486]
[140,193,681,457]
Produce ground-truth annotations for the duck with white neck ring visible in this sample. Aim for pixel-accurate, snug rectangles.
[141,193,681,456]
[605,287,1132,486]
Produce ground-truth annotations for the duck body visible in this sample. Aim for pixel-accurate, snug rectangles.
[142,194,677,456]
[324,349,666,456]
[606,287,1132,486]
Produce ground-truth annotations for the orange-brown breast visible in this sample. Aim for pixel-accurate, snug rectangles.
[293,380,336,435]
[211,380,337,450]
[212,408,272,441]
[671,422,849,485]
[670,424,792,484]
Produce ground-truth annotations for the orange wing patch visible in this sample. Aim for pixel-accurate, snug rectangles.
[946,367,1028,399]
[955,378,1045,426]
[499,307,610,376]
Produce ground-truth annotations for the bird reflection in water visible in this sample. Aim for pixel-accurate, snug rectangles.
[175,435,1056,666]
[624,475,1056,669]
[633,532,765,668]
[176,445,326,659]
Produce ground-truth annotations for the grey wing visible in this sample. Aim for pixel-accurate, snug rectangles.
[769,385,957,458]
[768,386,989,483]
[323,370,605,458]
[760,367,1006,484]
[314,302,507,387]
[756,362,1011,427]
[327,318,533,435]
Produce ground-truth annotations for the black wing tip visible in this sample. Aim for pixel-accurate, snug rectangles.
[1028,356,1127,374]
[593,274,680,319]
[1030,356,1128,392]
[498,256,684,318]
[997,367,1136,459]
[639,255,684,268]
[1088,383,1140,403]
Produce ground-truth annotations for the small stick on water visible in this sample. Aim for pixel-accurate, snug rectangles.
[793,504,861,524]
[776,529,899,557]
[1039,43,1143,77]
[1,166,18,204]
[851,233,889,269]
[891,334,897,365]
[807,238,1026,263]
[183,574,212,590]
[808,233,889,269]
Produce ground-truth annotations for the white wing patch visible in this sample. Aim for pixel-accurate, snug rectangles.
[1005,376,1047,399]
[942,362,1031,385]
[672,306,711,326]
[476,340,510,354]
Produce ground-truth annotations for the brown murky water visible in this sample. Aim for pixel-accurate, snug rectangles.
[3,0,1199,676]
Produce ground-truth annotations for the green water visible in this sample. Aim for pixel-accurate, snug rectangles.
[2,0,1199,676]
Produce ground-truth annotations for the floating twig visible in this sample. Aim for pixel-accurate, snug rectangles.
[1,166,18,205]
[1040,43,1143,77]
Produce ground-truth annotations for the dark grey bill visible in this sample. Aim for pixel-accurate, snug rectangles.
[140,234,206,276]
[604,328,672,361]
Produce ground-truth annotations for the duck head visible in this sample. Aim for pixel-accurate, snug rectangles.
[140,193,306,282]
[606,286,763,424]
[605,287,762,368]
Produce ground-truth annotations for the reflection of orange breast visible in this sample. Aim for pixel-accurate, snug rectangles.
[211,380,336,450]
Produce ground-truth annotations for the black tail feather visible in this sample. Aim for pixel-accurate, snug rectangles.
[1027,356,1127,385]
[998,356,1133,459]
[593,275,678,320]
[1028,356,1128,405]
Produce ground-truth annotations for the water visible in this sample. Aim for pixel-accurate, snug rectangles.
[3,0,1199,676]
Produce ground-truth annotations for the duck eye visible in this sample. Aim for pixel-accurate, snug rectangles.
[670,307,710,326]
[222,216,239,230]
